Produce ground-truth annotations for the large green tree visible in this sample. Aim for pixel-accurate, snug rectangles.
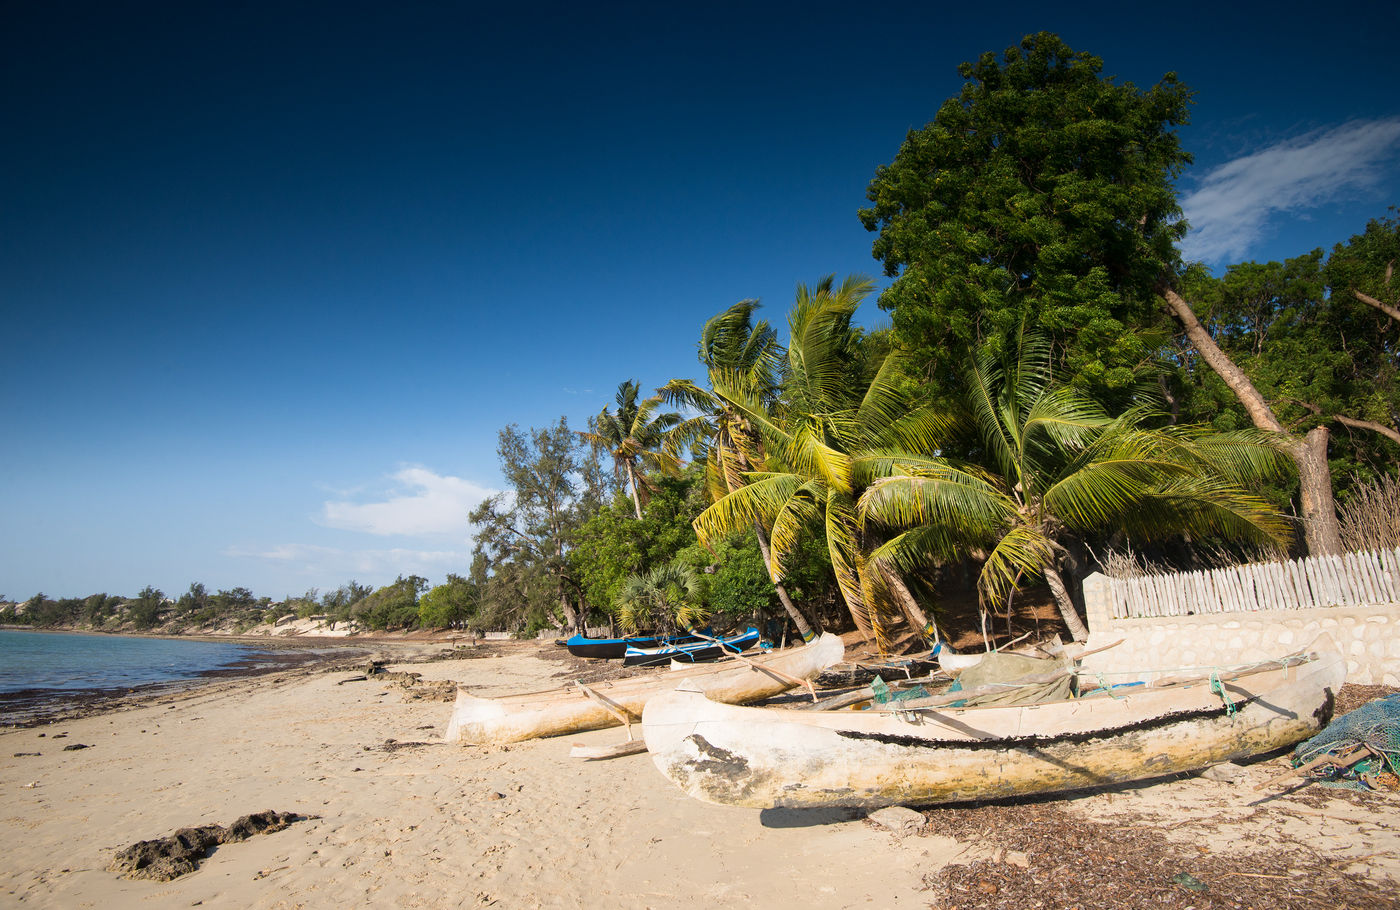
[569,469,704,626]
[860,32,1191,399]
[418,574,478,629]
[471,419,608,634]
[661,300,818,641]
[578,380,682,520]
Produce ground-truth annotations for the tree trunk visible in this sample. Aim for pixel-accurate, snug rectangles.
[1043,563,1090,643]
[752,521,817,642]
[1163,287,1342,556]
[876,560,936,643]
[558,589,583,635]
[1293,427,1344,556]
[625,462,643,520]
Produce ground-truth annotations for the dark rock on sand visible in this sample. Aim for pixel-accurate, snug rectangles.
[62,743,91,751]
[109,811,304,881]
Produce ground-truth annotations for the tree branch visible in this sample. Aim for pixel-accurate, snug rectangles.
[1162,288,1285,433]
[1352,288,1400,324]
[1287,399,1400,447]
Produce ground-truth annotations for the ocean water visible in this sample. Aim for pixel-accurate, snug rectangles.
[0,628,277,695]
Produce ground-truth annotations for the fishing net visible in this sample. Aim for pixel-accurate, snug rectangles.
[1292,693,1400,790]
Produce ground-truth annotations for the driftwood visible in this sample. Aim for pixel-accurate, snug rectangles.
[568,740,650,761]
[1254,743,1374,790]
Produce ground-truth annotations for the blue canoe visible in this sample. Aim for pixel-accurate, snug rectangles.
[622,628,761,667]
[564,629,708,660]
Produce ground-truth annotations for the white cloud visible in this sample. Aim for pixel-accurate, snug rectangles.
[225,542,469,584]
[318,466,499,538]
[1180,117,1400,265]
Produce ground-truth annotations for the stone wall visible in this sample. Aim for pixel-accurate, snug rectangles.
[1079,572,1400,687]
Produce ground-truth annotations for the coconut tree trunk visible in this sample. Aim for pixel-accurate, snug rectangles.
[875,560,935,643]
[1163,288,1342,556]
[752,521,817,642]
[624,461,644,520]
[1043,563,1090,643]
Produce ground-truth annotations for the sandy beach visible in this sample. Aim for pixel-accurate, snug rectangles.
[3,639,1398,909]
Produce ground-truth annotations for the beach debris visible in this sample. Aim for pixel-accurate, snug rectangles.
[1200,761,1250,783]
[362,667,456,701]
[569,739,648,760]
[1289,693,1400,791]
[12,751,40,757]
[337,675,369,685]
[866,806,928,835]
[62,743,91,751]
[1170,871,1209,892]
[109,810,306,881]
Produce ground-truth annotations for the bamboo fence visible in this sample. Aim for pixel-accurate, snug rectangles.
[1103,547,1400,620]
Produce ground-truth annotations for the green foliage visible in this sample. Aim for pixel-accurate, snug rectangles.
[569,469,704,622]
[1172,218,1400,501]
[578,380,682,519]
[471,419,609,633]
[128,585,165,630]
[694,275,950,645]
[353,575,428,631]
[860,31,1191,399]
[418,574,477,629]
[615,562,707,633]
[862,331,1292,638]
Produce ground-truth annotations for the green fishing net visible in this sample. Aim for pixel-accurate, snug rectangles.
[1292,694,1400,790]
[870,675,930,704]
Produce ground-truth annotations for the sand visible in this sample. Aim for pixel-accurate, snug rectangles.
[3,640,1398,909]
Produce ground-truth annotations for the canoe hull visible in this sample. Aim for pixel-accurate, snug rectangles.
[622,629,760,667]
[643,651,1345,809]
[445,632,844,745]
[565,631,706,659]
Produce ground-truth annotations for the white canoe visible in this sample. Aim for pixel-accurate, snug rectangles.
[444,632,843,745]
[642,647,1346,809]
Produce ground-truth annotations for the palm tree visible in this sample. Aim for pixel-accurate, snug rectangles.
[692,276,948,651]
[615,562,708,633]
[578,380,683,519]
[860,333,1292,641]
[661,300,819,642]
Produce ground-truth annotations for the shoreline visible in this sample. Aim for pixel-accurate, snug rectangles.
[0,630,459,729]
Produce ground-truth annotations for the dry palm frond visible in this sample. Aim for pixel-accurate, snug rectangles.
[1339,474,1400,550]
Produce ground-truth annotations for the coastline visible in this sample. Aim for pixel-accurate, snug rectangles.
[0,628,455,729]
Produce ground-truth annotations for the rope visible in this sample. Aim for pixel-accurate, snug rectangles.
[1210,670,1237,715]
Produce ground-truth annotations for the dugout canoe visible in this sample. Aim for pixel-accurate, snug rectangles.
[642,646,1345,809]
[444,632,844,745]
[622,628,760,667]
[565,629,708,659]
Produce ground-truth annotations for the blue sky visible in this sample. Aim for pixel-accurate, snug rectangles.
[4,1,1398,601]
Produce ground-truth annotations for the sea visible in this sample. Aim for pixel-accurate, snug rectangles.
[0,628,335,724]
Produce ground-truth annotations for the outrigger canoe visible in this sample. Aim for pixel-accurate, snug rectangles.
[565,629,708,659]
[444,632,844,745]
[642,645,1345,809]
[622,627,760,667]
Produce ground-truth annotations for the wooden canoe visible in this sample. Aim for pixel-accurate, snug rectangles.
[444,632,844,745]
[642,647,1345,809]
